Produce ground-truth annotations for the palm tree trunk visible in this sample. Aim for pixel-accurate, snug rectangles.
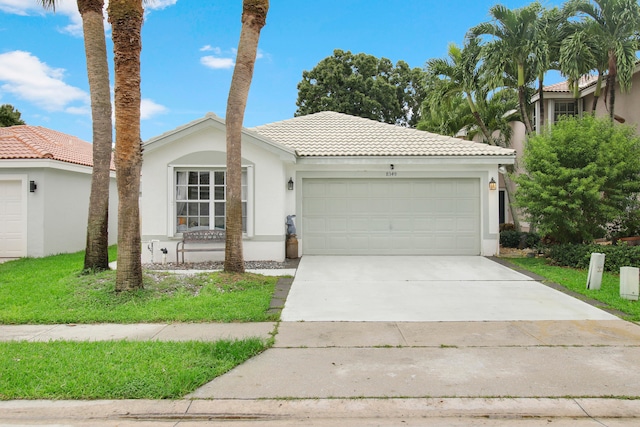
[109,0,144,291]
[517,63,533,134]
[224,0,269,273]
[503,174,521,232]
[537,74,544,130]
[591,73,603,112]
[80,0,112,271]
[466,93,492,143]
[607,51,617,121]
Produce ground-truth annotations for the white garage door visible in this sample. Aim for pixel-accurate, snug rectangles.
[302,178,480,255]
[0,180,26,257]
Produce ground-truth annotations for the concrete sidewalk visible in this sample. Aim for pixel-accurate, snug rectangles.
[0,322,276,342]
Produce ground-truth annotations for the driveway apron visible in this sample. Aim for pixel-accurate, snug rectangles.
[280,256,618,322]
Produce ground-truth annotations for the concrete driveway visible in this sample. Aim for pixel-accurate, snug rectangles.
[281,256,618,322]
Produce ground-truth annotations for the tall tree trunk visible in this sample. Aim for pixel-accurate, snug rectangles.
[503,174,521,232]
[109,0,143,291]
[517,63,533,134]
[466,93,492,143]
[80,0,113,272]
[591,73,603,112]
[607,51,617,121]
[224,0,269,273]
[537,74,544,130]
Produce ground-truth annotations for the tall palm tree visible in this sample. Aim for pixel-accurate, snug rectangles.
[565,0,640,121]
[426,38,493,143]
[108,0,144,290]
[39,0,113,272]
[224,0,269,273]
[470,2,542,134]
[532,6,568,129]
[559,19,608,113]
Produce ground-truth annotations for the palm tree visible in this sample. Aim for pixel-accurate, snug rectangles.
[224,0,269,273]
[108,0,144,290]
[565,0,640,121]
[426,38,493,143]
[559,19,608,113]
[532,6,568,129]
[470,2,542,134]
[39,0,113,272]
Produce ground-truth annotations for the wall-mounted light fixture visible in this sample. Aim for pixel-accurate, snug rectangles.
[29,181,37,193]
[489,177,497,191]
[288,177,294,191]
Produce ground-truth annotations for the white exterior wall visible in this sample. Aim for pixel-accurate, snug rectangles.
[0,160,117,258]
[141,123,292,264]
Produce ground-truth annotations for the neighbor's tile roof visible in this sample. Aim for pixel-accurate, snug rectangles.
[0,125,114,169]
[544,74,599,93]
[251,111,515,157]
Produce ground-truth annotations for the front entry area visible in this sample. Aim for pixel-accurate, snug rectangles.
[301,178,481,255]
[281,256,618,322]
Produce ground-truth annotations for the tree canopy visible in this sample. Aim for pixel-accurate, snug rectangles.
[295,49,427,127]
[515,115,640,243]
[0,104,26,127]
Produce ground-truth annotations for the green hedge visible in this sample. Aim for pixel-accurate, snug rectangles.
[546,243,640,272]
[500,230,540,248]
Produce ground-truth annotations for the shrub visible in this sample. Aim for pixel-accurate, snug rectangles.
[500,230,540,248]
[515,115,640,244]
[547,243,640,272]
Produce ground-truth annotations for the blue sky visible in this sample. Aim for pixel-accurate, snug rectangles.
[0,0,565,143]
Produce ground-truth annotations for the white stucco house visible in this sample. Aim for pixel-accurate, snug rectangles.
[0,126,118,258]
[140,111,516,263]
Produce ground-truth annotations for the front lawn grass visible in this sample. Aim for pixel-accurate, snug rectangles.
[508,257,640,321]
[0,339,266,399]
[0,248,278,324]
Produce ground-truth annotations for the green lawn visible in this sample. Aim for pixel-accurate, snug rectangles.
[507,257,640,321]
[0,248,279,400]
[0,248,278,324]
[0,339,265,399]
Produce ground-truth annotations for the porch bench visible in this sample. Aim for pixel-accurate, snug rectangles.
[176,229,225,264]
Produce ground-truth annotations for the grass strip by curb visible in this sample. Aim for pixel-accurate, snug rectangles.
[0,339,266,400]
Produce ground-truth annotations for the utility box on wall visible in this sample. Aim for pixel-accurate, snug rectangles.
[620,267,639,301]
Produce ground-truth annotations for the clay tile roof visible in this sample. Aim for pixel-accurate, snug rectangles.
[0,125,114,170]
[544,74,599,93]
[251,111,515,157]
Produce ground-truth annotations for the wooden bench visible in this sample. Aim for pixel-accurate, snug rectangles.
[176,229,225,264]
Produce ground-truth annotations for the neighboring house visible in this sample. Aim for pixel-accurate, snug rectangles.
[500,65,640,225]
[140,111,515,263]
[0,126,117,258]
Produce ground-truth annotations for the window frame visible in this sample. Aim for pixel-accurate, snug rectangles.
[168,164,254,238]
[553,101,577,123]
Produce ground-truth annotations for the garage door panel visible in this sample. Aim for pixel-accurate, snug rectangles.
[0,180,26,257]
[302,178,480,255]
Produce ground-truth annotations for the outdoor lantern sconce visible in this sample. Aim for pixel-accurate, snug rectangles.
[489,177,497,191]
[29,181,37,193]
[288,177,294,191]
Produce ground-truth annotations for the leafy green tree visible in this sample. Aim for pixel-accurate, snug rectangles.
[564,0,640,121]
[295,49,427,127]
[516,115,640,243]
[0,104,26,127]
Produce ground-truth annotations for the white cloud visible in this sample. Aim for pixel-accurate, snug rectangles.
[140,98,167,120]
[201,55,235,70]
[145,0,178,11]
[200,45,222,54]
[0,50,89,113]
